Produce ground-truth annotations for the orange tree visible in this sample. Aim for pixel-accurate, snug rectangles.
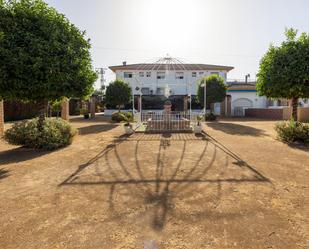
[0,0,97,128]
[257,28,309,120]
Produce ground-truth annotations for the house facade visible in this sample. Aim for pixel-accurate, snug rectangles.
[109,62,234,97]
[226,81,309,119]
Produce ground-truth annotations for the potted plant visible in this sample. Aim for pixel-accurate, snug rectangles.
[123,115,134,135]
[80,107,90,119]
[193,115,203,134]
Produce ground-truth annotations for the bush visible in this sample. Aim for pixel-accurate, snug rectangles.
[205,112,217,121]
[275,119,309,143]
[111,112,133,123]
[4,118,77,150]
[111,112,126,122]
[125,112,133,121]
[275,119,309,144]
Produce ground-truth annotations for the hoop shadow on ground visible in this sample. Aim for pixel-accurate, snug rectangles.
[207,122,267,137]
[60,132,270,231]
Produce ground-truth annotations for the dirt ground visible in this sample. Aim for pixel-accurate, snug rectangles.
[0,115,308,249]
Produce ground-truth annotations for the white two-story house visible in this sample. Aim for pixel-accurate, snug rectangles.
[109,61,234,97]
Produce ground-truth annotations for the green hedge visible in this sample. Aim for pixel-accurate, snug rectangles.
[4,118,77,150]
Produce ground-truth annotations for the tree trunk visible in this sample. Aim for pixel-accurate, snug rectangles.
[118,105,121,113]
[291,97,298,121]
[38,99,48,131]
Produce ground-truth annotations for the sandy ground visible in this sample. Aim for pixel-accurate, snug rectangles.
[0,115,308,249]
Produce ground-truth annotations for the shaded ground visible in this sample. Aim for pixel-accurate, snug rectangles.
[0,116,308,249]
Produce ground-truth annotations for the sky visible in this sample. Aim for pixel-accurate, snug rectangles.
[45,0,309,89]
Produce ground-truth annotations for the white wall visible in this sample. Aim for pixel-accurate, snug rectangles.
[229,91,267,116]
[115,70,228,96]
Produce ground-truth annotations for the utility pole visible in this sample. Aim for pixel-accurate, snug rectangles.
[96,68,107,90]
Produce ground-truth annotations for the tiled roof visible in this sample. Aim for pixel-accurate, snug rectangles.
[109,63,234,72]
[227,82,257,91]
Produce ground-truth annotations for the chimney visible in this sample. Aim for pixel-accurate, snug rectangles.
[122,61,127,66]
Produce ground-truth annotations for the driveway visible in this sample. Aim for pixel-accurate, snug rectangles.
[0,117,308,248]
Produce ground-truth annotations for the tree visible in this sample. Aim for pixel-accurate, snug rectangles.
[105,80,132,112]
[0,0,97,128]
[257,28,309,120]
[197,75,227,110]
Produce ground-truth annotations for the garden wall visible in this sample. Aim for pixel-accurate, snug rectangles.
[4,100,39,121]
[283,107,309,122]
[245,108,283,120]
[245,107,309,122]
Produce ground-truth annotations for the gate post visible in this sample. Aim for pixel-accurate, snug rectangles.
[90,96,96,119]
[61,97,69,121]
[0,100,4,137]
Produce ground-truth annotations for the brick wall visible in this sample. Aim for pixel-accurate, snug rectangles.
[245,108,283,120]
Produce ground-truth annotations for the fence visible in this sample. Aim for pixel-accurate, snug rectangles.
[139,111,200,132]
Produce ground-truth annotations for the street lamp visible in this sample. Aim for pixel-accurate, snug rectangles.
[201,78,207,114]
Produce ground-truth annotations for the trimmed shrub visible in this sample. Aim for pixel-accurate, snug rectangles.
[205,112,217,121]
[111,112,126,122]
[125,112,133,122]
[4,118,77,150]
[275,119,309,144]
[111,112,133,122]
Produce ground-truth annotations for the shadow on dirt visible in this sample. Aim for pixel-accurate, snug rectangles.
[78,124,117,135]
[0,147,50,165]
[207,122,267,137]
[60,132,270,231]
[0,168,9,180]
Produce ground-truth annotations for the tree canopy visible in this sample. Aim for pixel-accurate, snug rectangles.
[0,0,97,102]
[197,75,227,108]
[257,28,309,99]
[105,79,132,111]
[257,28,309,119]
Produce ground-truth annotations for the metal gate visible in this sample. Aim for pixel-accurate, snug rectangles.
[140,111,198,132]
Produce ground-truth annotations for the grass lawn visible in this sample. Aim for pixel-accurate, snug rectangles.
[0,116,308,249]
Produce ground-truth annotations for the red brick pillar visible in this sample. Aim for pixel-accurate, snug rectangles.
[61,97,69,121]
[226,95,232,116]
[90,96,96,119]
[0,100,4,137]
[220,100,225,116]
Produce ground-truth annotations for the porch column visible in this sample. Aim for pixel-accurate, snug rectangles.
[0,100,4,137]
[90,96,96,118]
[61,97,69,121]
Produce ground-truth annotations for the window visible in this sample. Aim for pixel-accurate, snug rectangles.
[157,72,165,79]
[175,72,184,79]
[192,72,197,77]
[146,72,151,77]
[124,72,133,78]
[141,87,150,95]
[156,87,164,95]
[211,72,219,76]
[139,72,144,77]
[199,72,204,75]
